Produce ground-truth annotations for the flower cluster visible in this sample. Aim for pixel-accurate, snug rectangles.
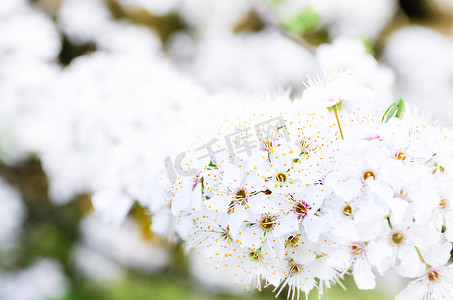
[162,72,453,300]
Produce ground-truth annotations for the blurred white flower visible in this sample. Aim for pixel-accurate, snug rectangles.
[0,7,60,61]
[0,0,27,16]
[58,0,113,44]
[179,0,251,34]
[384,26,453,123]
[266,0,397,40]
[312,0,397,40]
[172,30,316,92]
[0,179,25,249]
[80,215,169,272]
[72,244,125,282]
[0,259,67,300]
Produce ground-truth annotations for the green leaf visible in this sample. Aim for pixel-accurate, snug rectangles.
[382,98,405,123]
[386,216,393,229]
[283,7,320,36]
[361,38,374,56]
[326,101,342,113]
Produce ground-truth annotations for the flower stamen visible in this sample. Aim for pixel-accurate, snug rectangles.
[392,232,404,244]
[259,215,276,232]
[363,171,375,180]
[293,201,310,219]
[439,199,448,209]
[428,269,440,282]
[343,204,353,216]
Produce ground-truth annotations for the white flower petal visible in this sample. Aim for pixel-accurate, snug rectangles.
[204,195,231,213]
[352,259,375,290]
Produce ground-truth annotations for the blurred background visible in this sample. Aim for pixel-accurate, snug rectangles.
[1,0,453,299]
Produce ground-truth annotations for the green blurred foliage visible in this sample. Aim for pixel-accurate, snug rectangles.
[58,272,391,300]
[283,7,320,36]
[361,38,375,56]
